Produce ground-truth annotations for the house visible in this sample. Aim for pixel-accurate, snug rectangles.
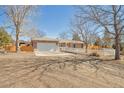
[59,39,84,48]
[31,37,59,51]
[31,37,84,51]
[31,37,84,52]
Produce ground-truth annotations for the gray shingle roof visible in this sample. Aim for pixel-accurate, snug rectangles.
[31,37,59,42]
[59,39,84,44]
[32,37,84,44]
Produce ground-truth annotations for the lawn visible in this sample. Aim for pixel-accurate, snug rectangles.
[0,53,124,87]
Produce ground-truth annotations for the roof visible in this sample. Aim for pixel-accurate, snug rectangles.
[59,39,84,44]
[31,37,84,44]
[31,37,59,42]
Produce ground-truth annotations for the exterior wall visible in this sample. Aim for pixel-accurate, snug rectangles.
[32,40,84,51]
[59,43,84,48]
[75,43,83,48]
[31,40,37,49]
[59,43,66,47]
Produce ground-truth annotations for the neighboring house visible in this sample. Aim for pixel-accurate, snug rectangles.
[19,40,27,47]
[31,37,84,52]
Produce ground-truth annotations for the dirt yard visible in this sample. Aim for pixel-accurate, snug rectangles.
[0,53,124,88]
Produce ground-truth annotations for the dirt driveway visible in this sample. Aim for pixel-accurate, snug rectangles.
[0,53,124,88]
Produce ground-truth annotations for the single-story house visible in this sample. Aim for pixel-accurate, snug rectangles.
[31,37,84,52]
[59,40,84,48]
[31,37,59,51]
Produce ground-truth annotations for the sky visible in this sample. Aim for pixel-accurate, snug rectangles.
[0,5,76,40]
[33,5,75,38]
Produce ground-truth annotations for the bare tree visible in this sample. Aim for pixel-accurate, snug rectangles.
[20,27,46,38]
[5,5,33,52]
[58,31,69,39]
[71,15,97,53]
[72,31,81,41]
[77,5,124,60]
[102,31,113,48]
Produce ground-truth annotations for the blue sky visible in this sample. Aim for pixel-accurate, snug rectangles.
[33,5,75,38]
[0,5,76,40]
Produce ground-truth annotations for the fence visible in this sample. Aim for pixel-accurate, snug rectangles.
[60,47,115,56]
[20,45,33,52]
[5,45,16,52]
[60,47,85,54]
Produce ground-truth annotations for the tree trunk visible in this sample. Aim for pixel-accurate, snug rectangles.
[115,37,120,60]
[15,27,19,53]
[85,43,88,53]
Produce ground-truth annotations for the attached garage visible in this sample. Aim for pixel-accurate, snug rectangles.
[37,42,58,51]
[31,37,59,52]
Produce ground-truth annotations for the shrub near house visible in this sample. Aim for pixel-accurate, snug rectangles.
[0,27,12,47]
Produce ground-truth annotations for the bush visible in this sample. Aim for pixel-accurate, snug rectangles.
[89,52,100,57]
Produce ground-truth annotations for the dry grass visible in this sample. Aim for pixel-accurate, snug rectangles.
[89,52,100,57]
[0,53,123,87]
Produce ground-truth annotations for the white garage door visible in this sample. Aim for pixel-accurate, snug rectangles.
[37,43,58,51]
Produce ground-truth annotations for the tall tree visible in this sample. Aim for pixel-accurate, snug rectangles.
[20,27,46,39]
[72,32,81,41]
[0,27,12,47]
[102,31,112,48]
[77,5,124,60]
[70,15,97,53]
[58,31,69,39]
[94,37,101,46]
[5,5,33,52]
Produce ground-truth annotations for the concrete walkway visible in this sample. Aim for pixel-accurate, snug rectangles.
[34,51,73,56]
